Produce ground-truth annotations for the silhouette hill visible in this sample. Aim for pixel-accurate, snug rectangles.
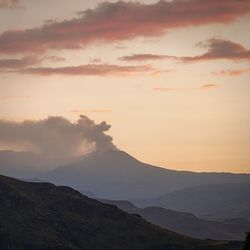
[0,175,242,250]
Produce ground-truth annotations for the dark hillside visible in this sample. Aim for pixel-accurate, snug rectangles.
[0,175,241,250]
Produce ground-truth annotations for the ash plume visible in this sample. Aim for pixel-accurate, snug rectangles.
[0,115,116,158]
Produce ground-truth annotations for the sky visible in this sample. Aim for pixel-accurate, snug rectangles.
[0,0,250,173]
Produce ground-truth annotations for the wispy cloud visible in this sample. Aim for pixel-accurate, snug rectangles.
[0,0,250,54]
[214,68,250,76]
[200,83,218,89]
[0,95,30,102]
[0,0,21,9]
[119,39,250,64]
[0,56,39,71]
[153,84,219,92]
[119,54,169,62]
[20,64,155,77]
[70,109,112,114]
[0,55,67,73]
[42,55,66,63]
[179,39,250,63]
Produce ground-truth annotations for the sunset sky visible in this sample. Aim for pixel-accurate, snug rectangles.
[0,0,250,173]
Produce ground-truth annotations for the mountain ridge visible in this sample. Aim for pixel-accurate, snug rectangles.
[134,182,250,221]
[0,174,241,250]
[99,199,250,240]
[42,149,250,200]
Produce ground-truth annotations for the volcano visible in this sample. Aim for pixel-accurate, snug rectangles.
[42,150,250,200]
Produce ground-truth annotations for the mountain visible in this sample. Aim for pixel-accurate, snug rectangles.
[100,199,250,240]
[99,199,139,213]
[0,150,47,178]
[0,175,240,250]
[134,183,250,221]
[42,149,250,200]
[0,150,79,178]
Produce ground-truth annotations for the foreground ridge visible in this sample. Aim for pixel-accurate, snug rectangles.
[0,175,242,250]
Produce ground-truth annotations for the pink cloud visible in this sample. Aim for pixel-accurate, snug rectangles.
[0,56,39,71]
[153,84,218,92]
[119,54,169,61]
[0,0,20,8]
[179,39,250,63]
[214,68,250,76]
[21,64,155,76]
[0,0,250,54]
[200,83,218,89]
[119,39,250,63]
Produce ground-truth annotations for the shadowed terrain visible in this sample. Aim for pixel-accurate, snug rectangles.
[100,199,250,240]
[134,183,250,221]
[0,175,242,250]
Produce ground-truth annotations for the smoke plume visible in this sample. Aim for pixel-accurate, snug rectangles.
[0,115,116,158]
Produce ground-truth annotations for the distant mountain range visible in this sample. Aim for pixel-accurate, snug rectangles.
[0,150,77,178]
[99,199,250,240]
[134,182,250,221]
[1,149,250,223]
[0,150,46,178]
[0,175,240,250]
[41,149,250,200]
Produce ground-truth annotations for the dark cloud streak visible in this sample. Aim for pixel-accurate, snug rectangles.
[0,56,39,70]
[119,54,169,61]
[20,64,154,76]
[179,39,250,63]
[121,39,250,64]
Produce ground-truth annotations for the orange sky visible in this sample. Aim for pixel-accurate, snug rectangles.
[0,0,250,173]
